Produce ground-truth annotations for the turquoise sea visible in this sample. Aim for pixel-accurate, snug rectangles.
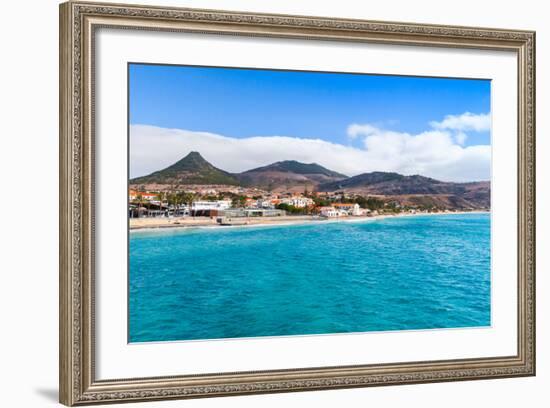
[129,213,491,343]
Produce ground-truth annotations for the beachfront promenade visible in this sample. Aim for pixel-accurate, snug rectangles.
[130,215,320,230]
[128,210,486,230]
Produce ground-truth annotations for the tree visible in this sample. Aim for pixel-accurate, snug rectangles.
[365,197,385,210]
[157,191,166,215]
[313,196,330,207]
[275,203,305,215]
[231,195,247,208]
[353,195,368,208]
[136,194,143,218]
[178,192,198,217]
[144,195,150,214]
[166,193,175,215]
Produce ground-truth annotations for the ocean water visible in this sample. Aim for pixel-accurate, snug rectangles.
[129,213,491,343]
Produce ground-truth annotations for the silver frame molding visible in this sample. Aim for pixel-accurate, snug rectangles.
[59,1,536,405]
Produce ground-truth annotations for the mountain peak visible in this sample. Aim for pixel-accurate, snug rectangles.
[130,151,239,185]
[235,160,347,191]
[244,160,347,178]
[171,151,208,167]
[276,159,306,165]
[185,151,204,159]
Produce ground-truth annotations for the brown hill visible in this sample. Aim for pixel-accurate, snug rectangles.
[236,160,347,191]
[319,172,490,209]
[130,151,240,186]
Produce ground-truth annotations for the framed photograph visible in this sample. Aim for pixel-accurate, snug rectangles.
[59,1,536,405]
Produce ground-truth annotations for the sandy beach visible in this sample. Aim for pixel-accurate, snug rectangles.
[129,210,489,231]
[130,215,320,230]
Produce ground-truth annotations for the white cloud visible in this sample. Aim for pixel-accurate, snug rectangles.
[347,123,378,140]
[345,124,490,181]
[130,121,491,182]
[429,112,491,132]
[454,132,468,145]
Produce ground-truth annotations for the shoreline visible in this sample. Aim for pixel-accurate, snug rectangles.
[129,210,490,232]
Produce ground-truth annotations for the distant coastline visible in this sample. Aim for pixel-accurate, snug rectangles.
[129,210,490,232]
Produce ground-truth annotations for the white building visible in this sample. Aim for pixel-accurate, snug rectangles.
[256,199,275,209]
[191,200,232,211]
[280,196,314,208]
[333,203,361,216]
[319,206,339,217]
[244,198,258,208]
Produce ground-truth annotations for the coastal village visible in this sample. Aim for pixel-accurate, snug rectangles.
[128,151,490,229]
[129,184,458,229]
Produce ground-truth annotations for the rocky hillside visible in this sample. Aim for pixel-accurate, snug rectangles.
[130,152,240,186]
[130,153,490,209]
[319,172,490,209]
[237,160,346,191]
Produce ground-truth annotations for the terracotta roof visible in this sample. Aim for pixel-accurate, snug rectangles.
[130,192,157,198]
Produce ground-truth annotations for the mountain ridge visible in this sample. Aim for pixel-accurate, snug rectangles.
[236,160,347,191]
[317,171,489,208]
[130,151,240,186]
[130,152,490,209]
[242,160,347,178]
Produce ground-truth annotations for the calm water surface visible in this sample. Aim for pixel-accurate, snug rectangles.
[129,213,491,342]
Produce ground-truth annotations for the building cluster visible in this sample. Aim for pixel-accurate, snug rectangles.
[318,203,369,218]
[245,196,315,209]
[129,190,232,217]
[130,185,264,196]
[129,189,382,219]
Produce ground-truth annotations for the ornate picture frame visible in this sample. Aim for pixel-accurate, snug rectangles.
[59,1,535,405]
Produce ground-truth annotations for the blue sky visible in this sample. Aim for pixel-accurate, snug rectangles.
[128,63,491,182]
[129,63,491,147]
